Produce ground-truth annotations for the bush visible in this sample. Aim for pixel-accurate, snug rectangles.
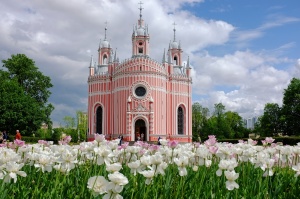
[218,137,300,145]
[21,136,43,143]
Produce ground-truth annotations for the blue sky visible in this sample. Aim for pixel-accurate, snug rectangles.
[189,1,300,57]
[0,0,299,127]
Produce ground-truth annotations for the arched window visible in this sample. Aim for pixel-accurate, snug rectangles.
[96,106,103,134]
[135,119,146,141]
[173,56,178,65]
[103,54,108,64]
[138,47,143,54]
[177,106,184,135]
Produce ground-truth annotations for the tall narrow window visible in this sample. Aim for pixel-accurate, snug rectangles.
[103,54,108,64]
[173,56,178,65]
[96,106,103,134]
[178,106,184,135]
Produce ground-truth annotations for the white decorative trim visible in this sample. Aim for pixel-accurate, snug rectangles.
[135,103,147,112]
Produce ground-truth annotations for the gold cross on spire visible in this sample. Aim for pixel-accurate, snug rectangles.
[104,21,108,40]
[172,22,177,42]
[138,1,144,20]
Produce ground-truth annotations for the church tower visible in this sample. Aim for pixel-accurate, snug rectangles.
[97,23,113,74]
[168,22,184,74]
[87,2,192,142]
[132,2,150,58]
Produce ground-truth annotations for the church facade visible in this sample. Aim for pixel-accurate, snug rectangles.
[87,7,192,142]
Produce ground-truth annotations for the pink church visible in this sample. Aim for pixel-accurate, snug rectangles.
[87,5,192,142]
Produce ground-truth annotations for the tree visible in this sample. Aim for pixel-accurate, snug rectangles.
[212,103,230,139]
[224,111,245,138]
[281,78,300,136]
[77,111,88,142]
[0,54,53,135]
[259,103,282,137]
[192,102,209,141]
[213,103,225,117]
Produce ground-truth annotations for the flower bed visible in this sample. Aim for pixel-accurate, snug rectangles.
[1,135,300,198]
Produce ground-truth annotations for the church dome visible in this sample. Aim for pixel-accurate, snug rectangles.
[101,40,110,48]
[137,27,145,36]
[171,41,178,49]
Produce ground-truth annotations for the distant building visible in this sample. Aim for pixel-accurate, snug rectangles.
[244,116,258,130]
[87,4,192,142]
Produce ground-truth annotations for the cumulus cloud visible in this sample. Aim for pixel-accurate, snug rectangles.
[0,0,299,126]
[192,50,292,118]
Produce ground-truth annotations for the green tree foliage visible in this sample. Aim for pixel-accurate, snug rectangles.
[63,116,76,129]
[0,54,54,136]
[194,102,249,140]
[224,111,246,138]
[212,103,231,139]
[281,78,300,136]
[77,111,88,142]
[259,103,282,137]
[192,102,209,141]
[252,116,262,136]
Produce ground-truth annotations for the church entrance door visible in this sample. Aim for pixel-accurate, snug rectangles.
[135,119,146,141]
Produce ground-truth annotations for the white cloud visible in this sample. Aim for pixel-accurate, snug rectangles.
[234,14,300,44]
[192,50,292,118]
[0,0,299,125]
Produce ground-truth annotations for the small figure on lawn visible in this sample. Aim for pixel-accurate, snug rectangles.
[158,136,161,145]
[15,130,22,140]
[3,130,8,141]
[119,135,123,146]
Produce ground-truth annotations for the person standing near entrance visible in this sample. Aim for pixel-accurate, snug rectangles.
[141,133,144,141]
[15,130,22,140]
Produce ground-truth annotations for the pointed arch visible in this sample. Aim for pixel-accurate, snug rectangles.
[177,105,185,135]
[96,106,103,134]
[103,54,108,64]
[132,116,149,141]
[173,56,178,65]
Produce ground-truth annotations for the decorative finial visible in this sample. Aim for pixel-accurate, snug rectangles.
[90,55,93,67]
[172,22,177,42]
[187,56,191,69]
[114,48,117,62]
[104,21,108,40]
[138,1,144,22]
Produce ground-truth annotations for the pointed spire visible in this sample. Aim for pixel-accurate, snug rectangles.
[162,48,166,63]
[109,49,113,63]
[186,56,191,69]
[172,22,177,42]
[132,25,135,35]
[138,1,144,23]
[114,48,117,62]
[168,49,172,64]
[98,39,101,51]
[146,25,149,35]
[104,21,108,40]
[89,55,94,67]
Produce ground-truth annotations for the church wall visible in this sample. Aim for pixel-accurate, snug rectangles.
[87,7,192,142]
[165,79,192,142]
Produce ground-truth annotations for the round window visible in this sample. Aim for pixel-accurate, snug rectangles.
[135,86,146,97]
